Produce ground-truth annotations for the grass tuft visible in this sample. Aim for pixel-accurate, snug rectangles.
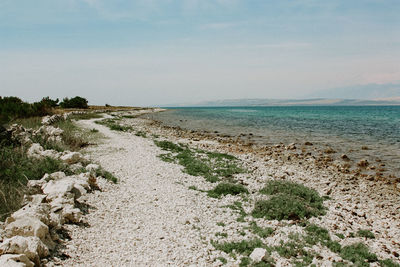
[249,221,274,238]
[208,183,248,198]
[252,180,326,221]
[357,229,375,239]
[340,243,378,266]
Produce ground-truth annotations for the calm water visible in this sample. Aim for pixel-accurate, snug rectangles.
[147,106,400,176]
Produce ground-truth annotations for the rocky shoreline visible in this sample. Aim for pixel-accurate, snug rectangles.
[2,109,398,266]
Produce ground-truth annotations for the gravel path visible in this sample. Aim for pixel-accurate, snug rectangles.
[60,119,233,266]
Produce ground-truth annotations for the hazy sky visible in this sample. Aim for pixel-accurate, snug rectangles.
[1,0,400,106]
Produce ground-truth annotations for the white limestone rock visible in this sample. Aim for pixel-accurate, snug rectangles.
[85,163,100,172]
[26,143,44,159]
[42,178,75,201]
[0,254,34,267]
[0,236,49,265]
[249,248,267,263]
[60,152,83,164]
[8,203,50,226]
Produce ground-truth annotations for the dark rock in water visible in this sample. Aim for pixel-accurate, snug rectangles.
[358,159,369,167]
[361,146,369,150]
[324,147,336,154]
[341,154,350,160]
[304,141,313,146]
[287,143,296,150]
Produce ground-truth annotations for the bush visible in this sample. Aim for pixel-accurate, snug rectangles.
[208,182,248,198]
[0,96,54,125]
[59,96,88,109]
[252,180,326,221]
[340,243,378,266]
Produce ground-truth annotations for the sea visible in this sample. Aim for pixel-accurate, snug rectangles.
[145,106,400,178]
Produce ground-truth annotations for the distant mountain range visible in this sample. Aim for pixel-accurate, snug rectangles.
[163,97,400,107]
[163,83,400,107]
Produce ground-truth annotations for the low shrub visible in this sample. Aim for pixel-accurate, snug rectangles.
[340,243,378,266]
[208,183,248,198]
[59,96,88,109]
[253,180,326,221]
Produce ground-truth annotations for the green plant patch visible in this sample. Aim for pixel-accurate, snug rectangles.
[340,243,378,266]
[95,167,118,183]
[253,180,326,221]
[274,233,315,267]
[69,112,103,120]
[249,221,274,238]
[217,257,227,264]
[211,239,265,256]
[380,259,400,267]
[357,229,375,239]
[208,183,249,198]
[225,201,247,222]
[154,140,245,183]
[135,131,147,137]
[304,224,341,253]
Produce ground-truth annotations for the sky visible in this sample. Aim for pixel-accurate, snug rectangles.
[1,0,400,106]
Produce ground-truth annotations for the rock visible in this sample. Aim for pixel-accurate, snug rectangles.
[0,236,49,265]
[4,217,50,245]
[26,144,44,159]
[249,248,267,262]
[341,154,350,160]
[358,159,369,167]
[60,152,83,164]
[40,149,60,160]
[85,163,100,172]
[23,195,47,206]
[26,180,46,195]
[62,205,82,223]
[70,163,83,173]
[324,147,336,154]
[42,178,75,201]
[0,254,34,267]
[44,172,66,182]
[287,143,296,150]
[8,203,50,225]
[304,141,313,146]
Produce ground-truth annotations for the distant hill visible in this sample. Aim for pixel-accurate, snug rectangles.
[308,83,400,99]
[163,97,400,107]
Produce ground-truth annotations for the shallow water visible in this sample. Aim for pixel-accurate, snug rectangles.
[146,106,400,177]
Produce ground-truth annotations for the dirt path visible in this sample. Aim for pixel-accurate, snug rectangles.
[59,119,231,266]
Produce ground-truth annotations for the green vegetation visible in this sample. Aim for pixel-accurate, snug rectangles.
[252,180,326,221]
[135,131,147,138]
[357,229,375,239]
[95,167,118,183]
[211,238,265,256]
[217,222,226,227]
[304,224,341,253]
[239,257,251,267]
[215,232,228,238]
[69,112,103,120]
[59,96,88,109]
[217,257,227,264]
[380,259,400,267]
[340,243,378,266]
[0,144,72,220]
[274,233,315,267]
[0,96,55,125]
[225,201,247,222]
[95,119,132,132]
[154,140,245,183]
[208,182,249,198]
[249,221,274,238]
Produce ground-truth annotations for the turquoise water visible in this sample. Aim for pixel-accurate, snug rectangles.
[147,106,400,176]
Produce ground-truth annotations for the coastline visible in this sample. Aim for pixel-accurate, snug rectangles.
[56,108,400,266]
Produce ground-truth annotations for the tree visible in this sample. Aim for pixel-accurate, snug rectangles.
[59,96,88,109]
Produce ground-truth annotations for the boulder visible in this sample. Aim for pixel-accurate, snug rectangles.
[42,178,75,201]
[40,149,60,160]
[62,205,82,224]
[85,163,100,172]
[0,254,34,267]
[0,236,49,265]
[26,180,46,195]
[8,203,50,226]
[4,217,49,242]
[42,172,66,182]
[249,248,267,262]
[26,144,44,159]
[60,152,83,164]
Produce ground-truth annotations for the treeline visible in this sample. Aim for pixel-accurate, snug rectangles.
[0,96,89,125]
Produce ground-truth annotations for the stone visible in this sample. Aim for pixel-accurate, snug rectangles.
[26,180,46,195]
[324,147,336,154]
[8,203,50,225]
[0,236,49,265]
[62,205,82,223]
[249,248,267,262]
[60,152,83,164]
[70,163,83,172]
[0,254,34,267]
[358,159,369,167]
[42,178,75,201]
[85,163,100,172]
[304,141,313,146]
[341,154,350,160]
[46,172,66,181]
[40,149,60,160]
[5,217,49,242]
[26,143,44,159]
